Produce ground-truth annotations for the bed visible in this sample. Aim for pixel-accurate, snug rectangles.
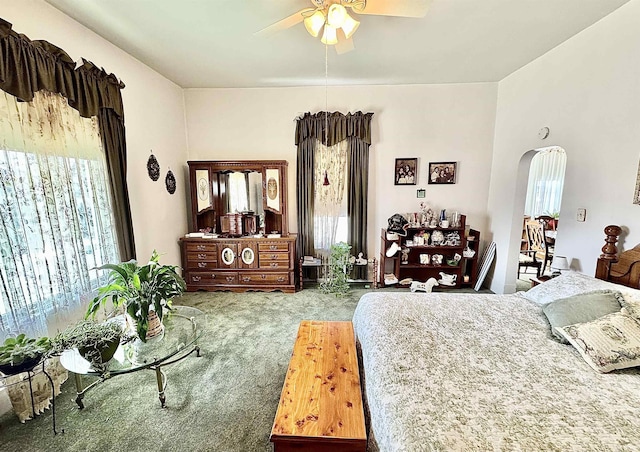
[353,225,640,451]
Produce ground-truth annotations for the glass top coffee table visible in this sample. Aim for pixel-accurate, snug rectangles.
[60,306,203,409]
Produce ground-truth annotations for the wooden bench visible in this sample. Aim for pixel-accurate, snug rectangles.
[270,320,366,452]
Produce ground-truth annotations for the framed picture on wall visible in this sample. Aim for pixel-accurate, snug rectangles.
[394,158,417,185]
[428,162,457,185]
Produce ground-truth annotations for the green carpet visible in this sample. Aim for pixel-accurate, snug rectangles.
[0,286,489,451]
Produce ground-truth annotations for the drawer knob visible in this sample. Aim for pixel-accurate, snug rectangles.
[261,274,267,280]
[277,277,285,282]
[192,276,201,282]
[242,276,251,282]
[270,262,278,268]
[270,245,277,250]
[226,276,234,282]
[196,245,206,251]
[197,253,207,259]
[271,254,279,260]
[198,262,207,268]
[211,274,216,279]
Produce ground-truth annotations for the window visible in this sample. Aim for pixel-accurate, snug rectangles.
[313,139,348,252]
[0,91,119,339]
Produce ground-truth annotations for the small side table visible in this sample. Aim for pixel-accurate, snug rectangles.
[530,275,553,288]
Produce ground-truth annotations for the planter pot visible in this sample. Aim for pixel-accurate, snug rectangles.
[78,337,120,365]
[125,310,165,343]
[145,310,164,341]
[0,355,43,376]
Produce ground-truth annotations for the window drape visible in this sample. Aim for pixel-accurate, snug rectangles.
[0,18,135,261]
[295,111,373,261]
[524,147,567,217]
[0,90,119,339]
[314,139,348,251]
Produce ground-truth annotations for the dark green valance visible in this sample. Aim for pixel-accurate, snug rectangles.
[295,111,373,147]
[0,18,125,120]
[0,17,135,261]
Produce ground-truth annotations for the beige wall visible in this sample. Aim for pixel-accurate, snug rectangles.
[185,83,498,260]
[488,0,640,293]
[1,0,189,266]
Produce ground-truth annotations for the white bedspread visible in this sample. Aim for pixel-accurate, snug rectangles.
[353,291,640,452]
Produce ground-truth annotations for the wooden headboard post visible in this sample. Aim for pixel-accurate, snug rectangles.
[595,225,621,280]
[595,224,640,288]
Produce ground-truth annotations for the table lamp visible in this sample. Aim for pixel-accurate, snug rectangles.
[551,256,570,276]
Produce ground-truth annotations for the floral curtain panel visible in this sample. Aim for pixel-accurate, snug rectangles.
[0,90,119,340]
[313,139,348,251]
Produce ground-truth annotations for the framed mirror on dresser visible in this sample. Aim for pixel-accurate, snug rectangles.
[180,160,296,293]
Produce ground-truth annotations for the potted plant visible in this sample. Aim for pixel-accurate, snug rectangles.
[320,242,353,296]
[0,334,51,376]
[86,250,186,342]
[52,320,126,373]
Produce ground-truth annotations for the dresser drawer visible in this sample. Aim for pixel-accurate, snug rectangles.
[186,251,217,262]
[259,253,290,269]
[185,242,217,253]
[239,272,290,285]
[187,271,238,286]
[186,260,217,270]
[258,242,289,252]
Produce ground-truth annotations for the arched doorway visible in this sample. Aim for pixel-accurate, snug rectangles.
[516,146,567,290]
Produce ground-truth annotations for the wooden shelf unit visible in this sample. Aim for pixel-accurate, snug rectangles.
[379,215,481,289]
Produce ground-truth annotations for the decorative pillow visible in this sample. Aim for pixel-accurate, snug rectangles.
[523,272,629,305]
[542,291,623,343]
[620,296,640,318]
[557,312,640,373]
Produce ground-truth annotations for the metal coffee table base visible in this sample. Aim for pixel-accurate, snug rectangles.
[72,345,201,409]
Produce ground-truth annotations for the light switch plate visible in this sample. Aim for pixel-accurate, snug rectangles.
[577,208,586,222]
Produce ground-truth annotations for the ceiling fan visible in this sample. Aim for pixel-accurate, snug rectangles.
[255,0,432,54]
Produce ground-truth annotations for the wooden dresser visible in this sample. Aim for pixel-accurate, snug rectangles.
[182,159,296,293]
[180,235,296,293]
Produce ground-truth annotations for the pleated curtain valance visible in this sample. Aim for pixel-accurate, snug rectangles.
[295,111,374,147]
[0,18,125,120]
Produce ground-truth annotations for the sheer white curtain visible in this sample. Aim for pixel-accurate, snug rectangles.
[0,90,119,340]
[524,147,567,217]
[313,139,348,252]
[226,172,249,213]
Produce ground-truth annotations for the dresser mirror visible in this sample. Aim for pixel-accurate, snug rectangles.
[188,160,289,237]
[221,170,264,216]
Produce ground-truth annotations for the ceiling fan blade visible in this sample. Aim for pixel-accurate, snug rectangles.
[335,34,355,55]
[355,0,432,18]
[254,9,311,38]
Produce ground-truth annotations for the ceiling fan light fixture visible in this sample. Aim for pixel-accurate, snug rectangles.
[327,3,348,28]
[341,14,360,39]
[321,24,338,45]
[304,10,326,37]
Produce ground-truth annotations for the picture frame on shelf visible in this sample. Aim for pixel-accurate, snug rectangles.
[428,161,457,185]
[416,189,426,198]
[394,158,417,185]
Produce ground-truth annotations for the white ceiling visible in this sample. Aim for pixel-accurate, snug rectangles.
[45,0,630,89]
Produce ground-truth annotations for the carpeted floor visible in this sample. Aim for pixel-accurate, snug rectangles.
[0,285,490,452]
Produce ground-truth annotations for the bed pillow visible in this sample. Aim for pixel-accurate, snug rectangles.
[557,312,640,373]
[522,272,627,305]
[542,291,623,343]
[621,297,640,318]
